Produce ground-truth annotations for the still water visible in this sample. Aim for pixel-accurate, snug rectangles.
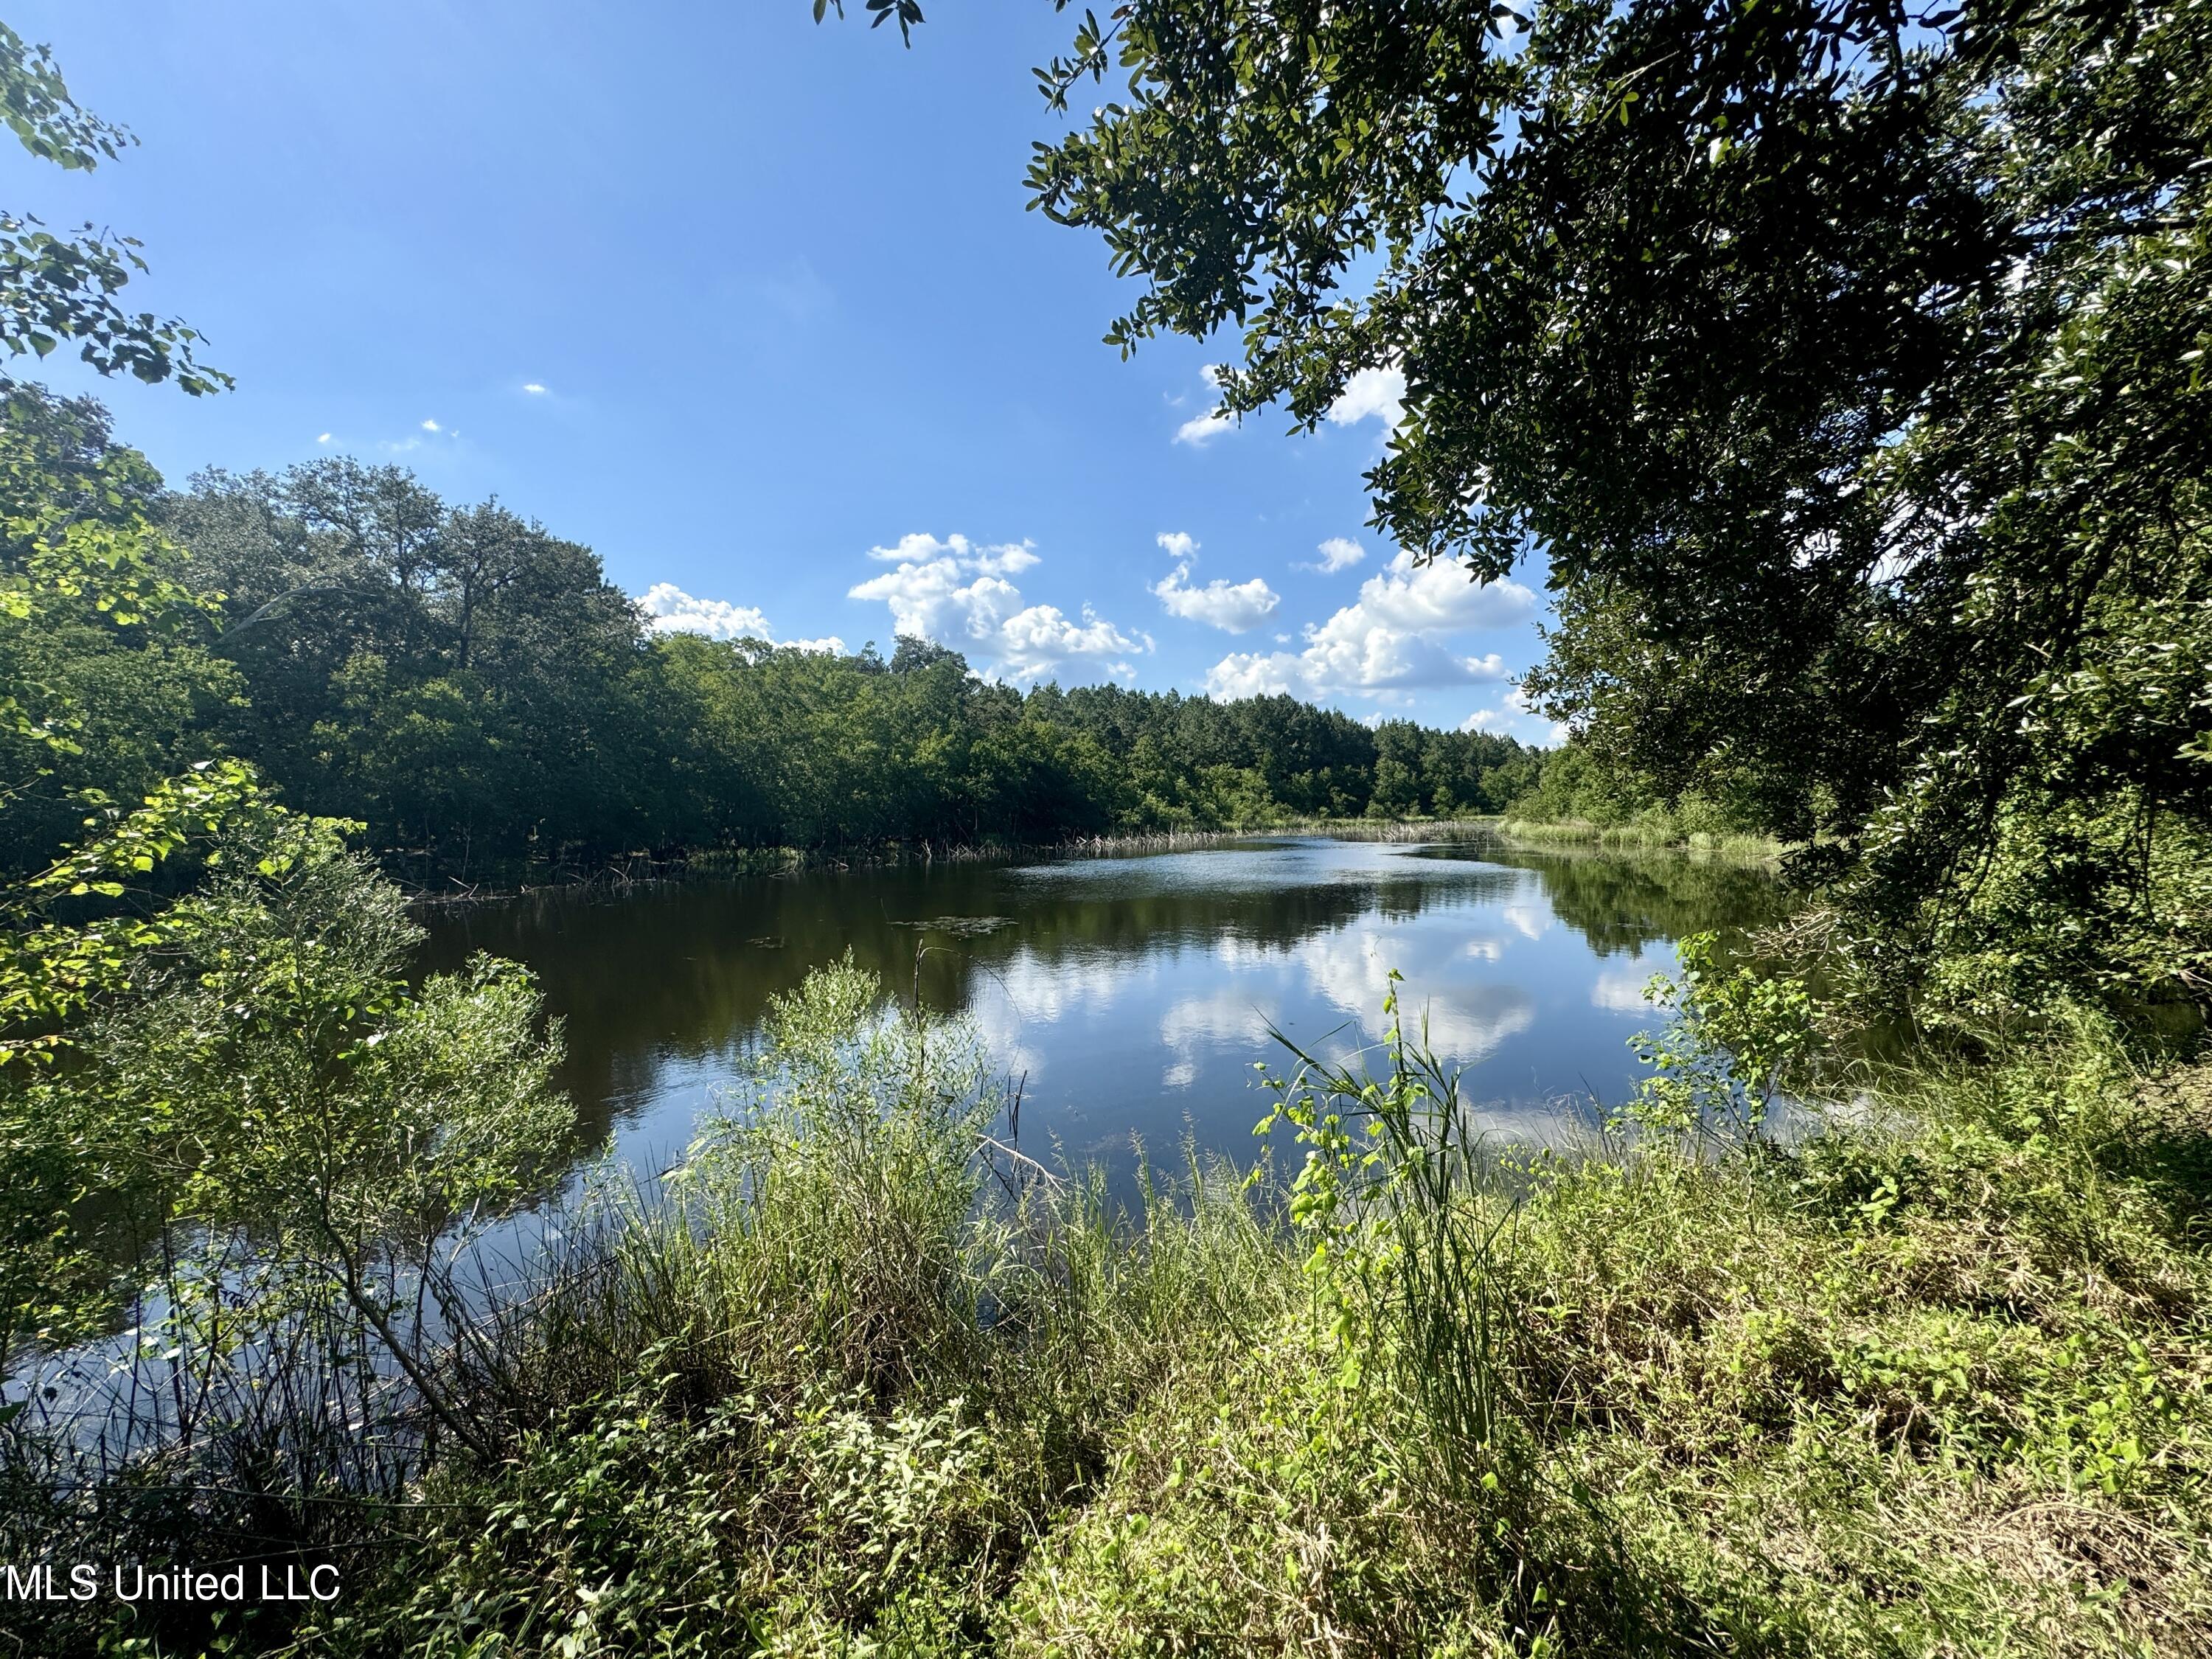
[421,835,1787,1184]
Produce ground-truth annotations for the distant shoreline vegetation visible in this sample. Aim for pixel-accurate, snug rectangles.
[1496,818,1787,861]
[1,385,1576,893]
[415,818,1646,903]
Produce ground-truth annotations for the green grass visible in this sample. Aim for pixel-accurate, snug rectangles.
[7,967,2208,1657]
[1500,815,1787,860]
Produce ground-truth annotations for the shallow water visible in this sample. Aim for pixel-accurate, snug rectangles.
[420,835,1790,1184]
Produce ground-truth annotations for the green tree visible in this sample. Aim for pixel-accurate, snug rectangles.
[0,384,238,874]
[1,21,226,391]
[1017,0,2211,1011]
[0,445,567,1413]
[169,462,669,872]
[0,33,564,1444]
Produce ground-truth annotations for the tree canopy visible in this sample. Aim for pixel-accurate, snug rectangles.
[0,21,226,392]
[1012,0,2211,1015]
[0,385,1540,883]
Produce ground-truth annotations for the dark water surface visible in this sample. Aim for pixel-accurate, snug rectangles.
[420,835,1788,1183]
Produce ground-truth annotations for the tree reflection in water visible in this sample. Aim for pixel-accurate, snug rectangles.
[421,836,1788,1182]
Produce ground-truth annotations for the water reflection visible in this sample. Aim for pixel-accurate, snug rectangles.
[420,836,1787,1180]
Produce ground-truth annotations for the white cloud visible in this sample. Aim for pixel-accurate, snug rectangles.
[1206,549,1531,700]
[962,945,1138,1085]
[1461,684,1565,744]
[740,258,835,324]
[1152,533,1279,633]
[638,582,844,653]
[420,418,440,432]
[316,432,332,445]
[1155,569,1279,633]
[1175,409,1235,447]
[1299,536,1367,574]
[1161,990,1273,1051]
[849,532,1146,684]
[1326,366,1407,434]
[1332,549,1528,634]
[1173,364,1237,446]
[863,532,1039,575]
[1158,987,1275,1091]
[639,583,770,640]
[522,382,548,394]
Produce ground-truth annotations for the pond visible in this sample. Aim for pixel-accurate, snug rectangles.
[421,833,1791,1189]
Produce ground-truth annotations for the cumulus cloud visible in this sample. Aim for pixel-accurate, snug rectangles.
[522,382,548,394]
[1172,364,1237,447]
[864,531,1040,576]
[1175,409,1235,447]
[1461,684,1565,743]
[1156,568,1281,633]
[1150,532,1279,633]
[1206,549,1531,700]
[1326,366,1407,433]
[1334,549,1531,634]
[375,417,465,457]
[638,582,845,653]
[849,532,1147,684]
[316,432,332,445]
[641,584,771,640]
[1299,536,1368,574]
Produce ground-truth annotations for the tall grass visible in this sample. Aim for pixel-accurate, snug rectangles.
[1257,975,1525,1493]
[1499,815,1784,858]
[4,964,2207,1656]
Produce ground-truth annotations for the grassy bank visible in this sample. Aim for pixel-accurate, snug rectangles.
[1499,815,1787,860]
[1050,816,1505,855]
[696,815,1518,866]
[7,966,2208,1657]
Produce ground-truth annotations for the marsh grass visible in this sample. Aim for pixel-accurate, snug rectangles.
[5,965,2208,1657]
[1500,816,1784,860]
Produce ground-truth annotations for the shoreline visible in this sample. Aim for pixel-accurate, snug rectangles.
[397,817,1520,908]
[399,816,1792,909]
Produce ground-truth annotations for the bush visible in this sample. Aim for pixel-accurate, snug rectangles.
[10,963,2209,1656]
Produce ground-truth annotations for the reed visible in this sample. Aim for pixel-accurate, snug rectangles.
[7,967,2206,1657]
[1500,815,1787,860]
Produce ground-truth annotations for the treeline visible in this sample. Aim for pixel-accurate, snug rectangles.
[1500,738,1773,844]
[4,384,1540,881]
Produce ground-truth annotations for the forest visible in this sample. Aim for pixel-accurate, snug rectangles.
[3,0,2210,1654]
[4,380,1539,886]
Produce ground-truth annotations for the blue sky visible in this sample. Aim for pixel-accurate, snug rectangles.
[7,1,1555,737]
